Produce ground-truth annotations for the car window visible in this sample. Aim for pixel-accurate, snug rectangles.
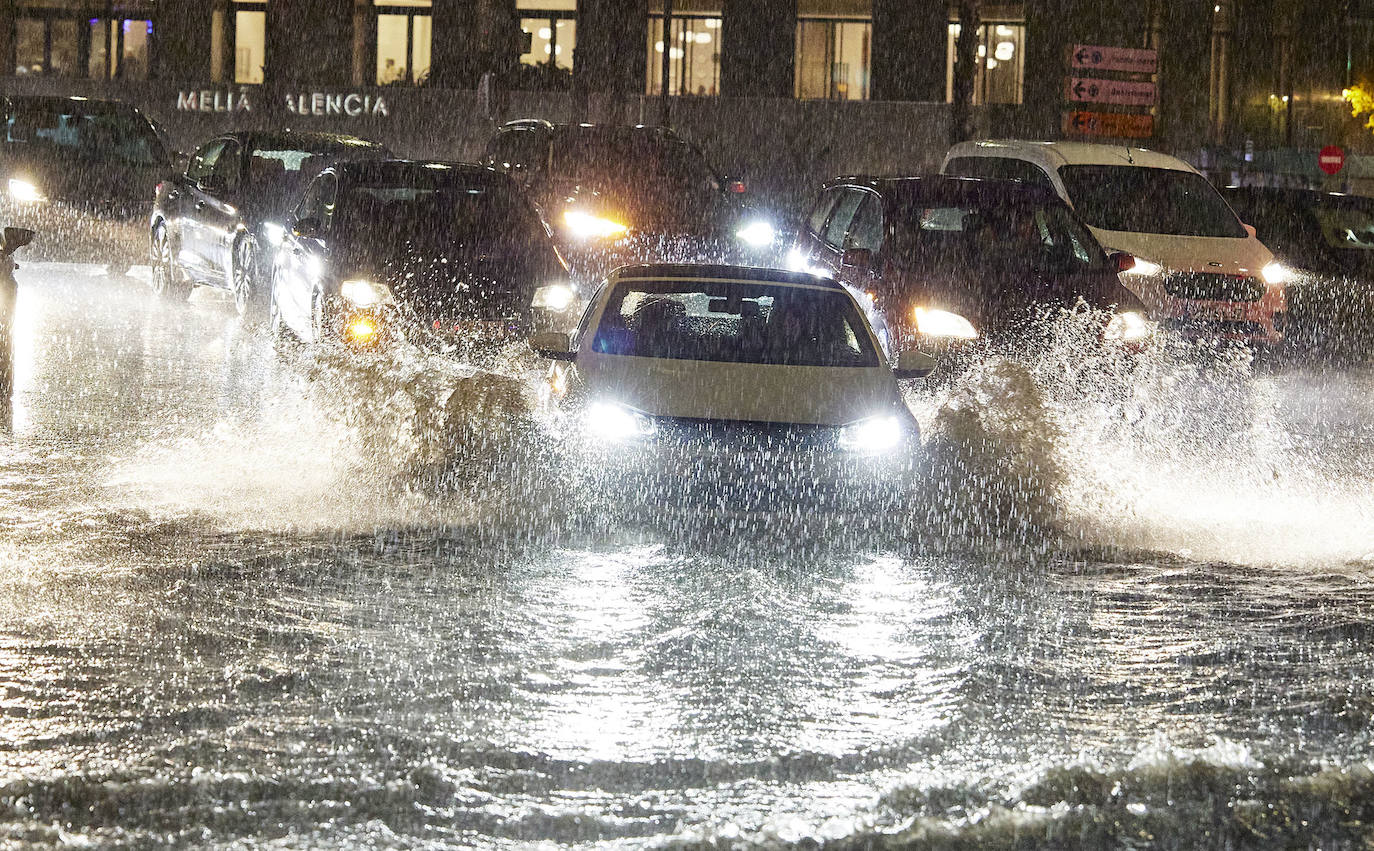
[893,198,1106,274]
[1313,203,1374,250]
[2,102,164,166]
[487,129,544,172]
[186,139,229,182]
[946,156,1053,187]
[1058,164,1247,238]
[823,190,866,248]
[590,279,878,367]
[805,189,841,237]
[295,172,338,228]
[845,193,884,252]
[211,139,243,192]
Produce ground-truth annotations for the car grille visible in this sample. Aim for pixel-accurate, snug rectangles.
[1163,272,1265,302]
[1161,319,1266,338]
[655,417,842,453]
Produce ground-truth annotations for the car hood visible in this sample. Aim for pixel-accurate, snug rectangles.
[547,179,740,237]
[347,242,563,319]
[1087,227,1274,276]
[578,352,903,426]
[895,260,1147,329]
[2,147,168,212]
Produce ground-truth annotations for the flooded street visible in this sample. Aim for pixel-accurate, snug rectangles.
[4,265,1374,848]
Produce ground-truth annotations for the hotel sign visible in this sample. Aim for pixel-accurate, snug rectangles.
[175,89,391,118]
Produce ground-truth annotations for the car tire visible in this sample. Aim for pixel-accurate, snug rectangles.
[231,236,267,325]
[150,224,192,301]
[267,275,291,344]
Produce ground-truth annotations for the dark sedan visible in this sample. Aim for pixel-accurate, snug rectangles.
[150,130,388,320]
[481,121,776,280]
[1,95,171,268]
[791,175,1149,353]
[268,160,573,349]
[1222,186,1374,354]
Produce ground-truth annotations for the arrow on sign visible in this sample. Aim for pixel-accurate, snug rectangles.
[1075,48,1091,63]
[1073,81,1086,98]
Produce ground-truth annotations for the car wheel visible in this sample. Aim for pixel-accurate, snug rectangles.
[267,276,290,343]
[231,236,266,324]
[150,225,192,301]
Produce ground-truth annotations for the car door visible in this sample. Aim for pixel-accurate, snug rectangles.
[835,191,886,290]
[276,170,338,340]
[815,187,867,273]
[793,187,843,271]
[178,138,232,281]
[194,138,246,285]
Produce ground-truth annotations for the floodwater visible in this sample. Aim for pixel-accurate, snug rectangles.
[3,265,1374,848]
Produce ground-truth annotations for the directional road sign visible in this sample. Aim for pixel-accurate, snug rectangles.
[1062,110,1154,139]
[1066,77,1157,106]
[1069,44,1158,74]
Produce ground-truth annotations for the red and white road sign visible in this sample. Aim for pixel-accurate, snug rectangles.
[1319,145,1346,175]
[1065,77,1157,106]
[1069,44,1159,74]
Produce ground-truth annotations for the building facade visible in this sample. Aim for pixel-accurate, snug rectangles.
[0,0,1365,185]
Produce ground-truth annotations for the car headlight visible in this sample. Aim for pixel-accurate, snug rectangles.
[1121,257,1162,276]
[913,307,978,340]
[735,219,775,247]
[1261,261,1293,285]
[340,278,394,308]
[586,401,656,442]
[8,178,46,203]
[261,221,286,246]
[838,414,905,454]
[563,209,629,240]
[344,314,382,346]
[1104,310,1152,343]
[532,282,576,311]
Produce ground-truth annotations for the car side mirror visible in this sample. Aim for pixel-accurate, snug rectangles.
[196,174,227,196]
[893,349,937,379]
[842,247,873,270]
[530,331,575,361]
[2,227,34,256]
[1242,222,1257,239]
[1110,251,1136,273]
[292,216,321,238]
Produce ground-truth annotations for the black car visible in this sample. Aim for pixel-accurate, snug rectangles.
[791,175,1148,352]
[1,95,171,268]
[480,120,774,279]
[1222,186,1374,353]
[268,159,572,349]
[150,130,389,320]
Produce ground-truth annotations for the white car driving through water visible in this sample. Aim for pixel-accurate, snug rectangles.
[943,140,1290,344]
[529,263,934,512]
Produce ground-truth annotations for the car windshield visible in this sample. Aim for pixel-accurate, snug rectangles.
[3,103,163,166]
[1313,203,1374,251]
[334,181,545,248]
[590,280,879,367]
[551,131,720,193]
[892,196,1107,274]
[1058,165,1247,238]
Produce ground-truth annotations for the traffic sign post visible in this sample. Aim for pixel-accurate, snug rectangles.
[1069,44,1159,74]
[1062,111,1155,139]
[1065,77,1157,107]
[1319,145,1346,175]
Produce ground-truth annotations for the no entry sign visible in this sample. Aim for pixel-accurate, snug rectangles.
[1319,145,1346,176]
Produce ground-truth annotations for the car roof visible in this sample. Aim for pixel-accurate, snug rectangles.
[2,95,147,116]
[338,158,510,184]
[946,139,1198,173]
[826,174,1064,205]
[1222,185,1374,208]
[611,263,846,291]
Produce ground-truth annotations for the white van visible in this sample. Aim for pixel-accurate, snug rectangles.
[942,140,1289,344]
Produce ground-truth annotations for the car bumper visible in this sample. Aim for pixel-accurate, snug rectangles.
[1122,273,1287,345]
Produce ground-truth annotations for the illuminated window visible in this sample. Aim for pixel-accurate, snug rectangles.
[946,20,1025,105]
[646,3,721,96]
[17,11,150,79]
[795,18,870,99]
[376,0,432,85]
[519,0,575,71]
[234,0,266,84]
